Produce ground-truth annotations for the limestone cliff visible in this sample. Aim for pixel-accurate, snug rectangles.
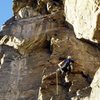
[64,0,100,43]
[0,0,100,100]
[90,67,100,100]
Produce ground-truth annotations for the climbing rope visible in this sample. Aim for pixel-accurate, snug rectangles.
[56,70,59,95]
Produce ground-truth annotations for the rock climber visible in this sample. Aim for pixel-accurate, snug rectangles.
[57,56,74,74]
[55,56,74,94]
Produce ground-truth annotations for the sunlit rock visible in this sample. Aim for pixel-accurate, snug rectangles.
[90,67,100,100]
[64,0,100,43]
[0,35,24,49]
[17,6,39,19]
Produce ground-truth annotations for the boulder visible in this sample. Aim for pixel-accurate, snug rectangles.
[64,0,100,43]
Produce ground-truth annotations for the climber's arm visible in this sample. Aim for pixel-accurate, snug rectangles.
[58,60,64,68]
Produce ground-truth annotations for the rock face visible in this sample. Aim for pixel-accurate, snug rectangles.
[0,0,100,100]
[64,0,100,43]
[13,0,63,19]
[90,67,100,100]
[12,0,38,15]
[0,14,100,99]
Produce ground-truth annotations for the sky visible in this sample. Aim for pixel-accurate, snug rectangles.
[0,0,13,28]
